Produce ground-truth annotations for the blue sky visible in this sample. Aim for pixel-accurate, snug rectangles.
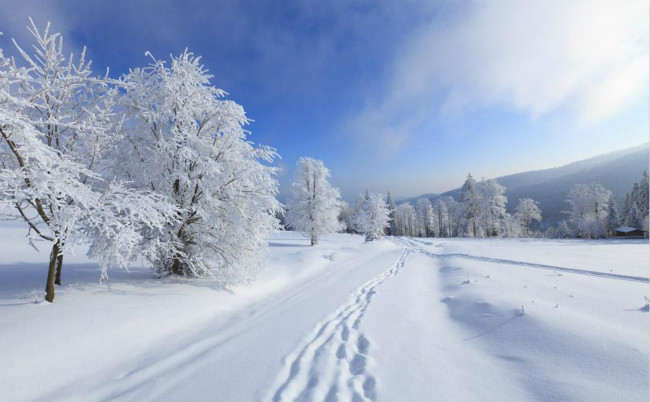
[1,0,648,201]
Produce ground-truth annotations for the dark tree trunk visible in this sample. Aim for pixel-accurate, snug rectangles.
[171,258,182,275]
[54,251,64,285]
[311,234,318,246]
[45,241,60,303]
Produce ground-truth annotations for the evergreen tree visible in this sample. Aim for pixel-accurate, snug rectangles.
[385,191,397,235]
[606,196,621,236]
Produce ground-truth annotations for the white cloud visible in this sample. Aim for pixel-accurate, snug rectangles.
[346,0,649,154]
[0,2,84,62]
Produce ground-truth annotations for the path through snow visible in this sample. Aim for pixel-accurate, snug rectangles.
[0,232,647,402]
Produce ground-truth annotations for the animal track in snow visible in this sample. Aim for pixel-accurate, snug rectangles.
[268,247,412,402]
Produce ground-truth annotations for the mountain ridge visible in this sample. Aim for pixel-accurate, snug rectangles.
[401,143,649,225]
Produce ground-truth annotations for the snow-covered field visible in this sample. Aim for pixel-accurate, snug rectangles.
[0,231,648,402]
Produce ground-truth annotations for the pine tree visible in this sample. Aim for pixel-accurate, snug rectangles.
[385,191,397,236]
[623,172,649,230]
[605,196,621,236]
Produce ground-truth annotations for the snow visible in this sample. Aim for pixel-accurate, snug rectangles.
[616,226,641,233]
[0,230,648,402]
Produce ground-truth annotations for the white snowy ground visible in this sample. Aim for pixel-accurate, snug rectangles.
[0,230,648,402]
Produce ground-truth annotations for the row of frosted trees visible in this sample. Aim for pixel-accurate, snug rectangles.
[388,175,543,239]
[284,157,391,244]
[0,21,281,301]
[559,172,649,239]
[387,172,649,240]
[284,162,649,245]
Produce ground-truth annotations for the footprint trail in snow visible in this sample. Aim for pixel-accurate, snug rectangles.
[267,246,412,402]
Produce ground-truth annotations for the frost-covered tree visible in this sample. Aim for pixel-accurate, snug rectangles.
[415,198,435,237]
[433,198,450,238]
[623,172,649,231]
[501,213,523,238]
[394,203,418,237]
[338,201,358,234]
[605,196,621,236]
[385,191,397,236]
[460,174,480,237]
[285,157,342,245]
[476,179,507,237]
[514,198,542,237]
[442,196,463,237]
[0,20,172,302]
[565,182,611,238]
[547,221,572,238]
[355,192,390,241]
[114,50,281,282]
[622,193,638,228]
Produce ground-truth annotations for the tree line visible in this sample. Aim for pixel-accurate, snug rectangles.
[284,163,650,245]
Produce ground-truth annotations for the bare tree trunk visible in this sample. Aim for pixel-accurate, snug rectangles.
[311,234,318,246]
[54,244,64,285]
[171,257,182,275]
[45,241,60,303]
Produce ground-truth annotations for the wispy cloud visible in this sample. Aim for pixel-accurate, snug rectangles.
[345,0,649,155]
[0,2,82,57]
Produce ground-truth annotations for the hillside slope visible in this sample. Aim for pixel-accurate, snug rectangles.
[405,144,649,225]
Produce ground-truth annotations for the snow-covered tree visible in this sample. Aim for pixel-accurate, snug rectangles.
[622,192,639,228]
[385,191,397,235]
[114,50,281,282]
[605,196,621,236]
[338,201,358,234]
[501,213,523,238]
[415,198,435,237]
[285,157,342,245]
[433,198,451,238]
[442,196,463,237]
[565,182,611,238]
[355,192,390,241]
[460,174,480,237]
[476,179,507,237]
[623,172,649,231]
[514,198,542,237]
[394,203,418,237]
[0,20,173,302]
[547,221,572,238]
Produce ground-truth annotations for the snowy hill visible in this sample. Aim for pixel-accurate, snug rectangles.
[0,231,647,401]
[404,143,649,225]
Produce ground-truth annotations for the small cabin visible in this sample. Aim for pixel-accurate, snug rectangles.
[614,226,648,238]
